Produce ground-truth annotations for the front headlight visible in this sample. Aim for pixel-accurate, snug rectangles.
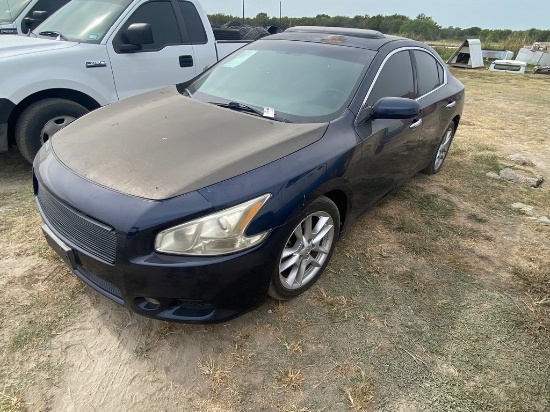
[155,194,271,256]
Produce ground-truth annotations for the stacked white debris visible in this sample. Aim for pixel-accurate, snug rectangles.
[488,60,527,74]
[515,43,550,65]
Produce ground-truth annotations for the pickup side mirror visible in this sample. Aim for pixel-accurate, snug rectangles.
[32,10,49,21]
[119,23,154,52]
[356,97,421,124]
[23,10,49,30]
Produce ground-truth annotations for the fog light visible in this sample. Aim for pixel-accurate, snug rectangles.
[144,297,160,306]
[135,297,162,311]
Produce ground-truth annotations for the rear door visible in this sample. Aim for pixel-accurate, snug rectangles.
[411,49,448,169]
[107,0,197,100]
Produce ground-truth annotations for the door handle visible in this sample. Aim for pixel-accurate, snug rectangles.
[410,119,423,129]
[446,101,456,109]
[179,55,194,68]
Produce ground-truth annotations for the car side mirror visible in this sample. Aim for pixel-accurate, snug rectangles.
[356,97,421,124]
[23,10,49,29]
[119,23,154,53]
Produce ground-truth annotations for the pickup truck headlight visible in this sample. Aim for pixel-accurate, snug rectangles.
[155,194,271,256]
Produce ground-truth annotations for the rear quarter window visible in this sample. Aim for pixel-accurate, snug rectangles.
[179,0,207,44]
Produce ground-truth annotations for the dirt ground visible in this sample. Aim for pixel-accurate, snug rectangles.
[1,69,549,412]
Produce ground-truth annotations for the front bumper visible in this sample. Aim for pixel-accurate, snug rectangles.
[33,155,287,323]
[36,189,286,323]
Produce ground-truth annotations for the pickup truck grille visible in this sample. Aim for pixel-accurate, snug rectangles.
[37,188,117,264]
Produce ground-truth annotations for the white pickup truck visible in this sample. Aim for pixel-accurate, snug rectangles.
[0,0,248,162]
[0,0,70,35]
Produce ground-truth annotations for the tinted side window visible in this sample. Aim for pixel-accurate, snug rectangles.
[179,0,207,44]
[414,50,441,96]
[367,50,414,106]
[22,0,70,33]
[114,1,181,52]
[26,0,69,17]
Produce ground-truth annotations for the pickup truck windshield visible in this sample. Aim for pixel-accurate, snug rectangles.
[34,0,131,42]
[0,0,30,22]
[188,40,375,123]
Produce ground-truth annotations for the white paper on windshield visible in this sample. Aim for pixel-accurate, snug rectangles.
[263,107,275,118]
[223,50,257,68]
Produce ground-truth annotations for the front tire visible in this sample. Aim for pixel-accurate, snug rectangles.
[268,196,340,300]
[422,122,455,175]
[15,98,88,163]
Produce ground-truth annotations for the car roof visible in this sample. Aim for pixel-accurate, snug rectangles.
[266,26,406,50]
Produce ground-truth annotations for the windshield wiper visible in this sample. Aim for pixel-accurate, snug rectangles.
[38,30,69,41]
[210,101,292,122]
[213,101,263,116]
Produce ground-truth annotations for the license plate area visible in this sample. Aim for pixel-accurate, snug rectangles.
[42,224,77,270]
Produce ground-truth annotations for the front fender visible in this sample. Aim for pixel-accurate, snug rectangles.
[1,44,117,106]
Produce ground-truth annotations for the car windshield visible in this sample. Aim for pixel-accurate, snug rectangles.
[34,0,131,42]
[188,40,375,123]
[0,0,30,22]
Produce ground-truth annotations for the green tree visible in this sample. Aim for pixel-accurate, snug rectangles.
[400,14,441,40]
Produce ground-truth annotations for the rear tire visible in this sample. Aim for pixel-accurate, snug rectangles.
[15,98,88,163]
[422,122,455,175]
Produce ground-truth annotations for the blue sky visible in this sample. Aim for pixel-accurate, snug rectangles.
[198,0,550,30]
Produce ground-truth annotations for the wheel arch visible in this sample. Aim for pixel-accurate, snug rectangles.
[308,177,352,232]
[322,189,348,232]
[452,114,460,131]
[7,89,101,146]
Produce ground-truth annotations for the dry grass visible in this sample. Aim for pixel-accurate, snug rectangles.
[277,366,305,390]
[346,371,376,411]
[198,356,230,391]
[133,321,176,357]
[0,390,24,412]
[0,70,549,411]
[308,288,357,319]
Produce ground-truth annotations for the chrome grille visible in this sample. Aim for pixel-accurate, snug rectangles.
[37,188,117,264]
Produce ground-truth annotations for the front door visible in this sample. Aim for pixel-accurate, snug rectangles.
[353,49,422,208]
[107,0,197,100]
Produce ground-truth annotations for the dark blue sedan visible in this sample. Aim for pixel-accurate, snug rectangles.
[33,27,464,322]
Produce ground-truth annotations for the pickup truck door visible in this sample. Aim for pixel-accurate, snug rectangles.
[177,0,218,74]
[107,0,200,100]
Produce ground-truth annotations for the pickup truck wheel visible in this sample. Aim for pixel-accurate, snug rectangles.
[15,98,88,163]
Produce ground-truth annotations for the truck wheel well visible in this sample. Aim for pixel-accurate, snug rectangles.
[7,89,101,146]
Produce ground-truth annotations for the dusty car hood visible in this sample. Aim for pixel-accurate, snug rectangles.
[51,87,328,200]
[0,35,76,58]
